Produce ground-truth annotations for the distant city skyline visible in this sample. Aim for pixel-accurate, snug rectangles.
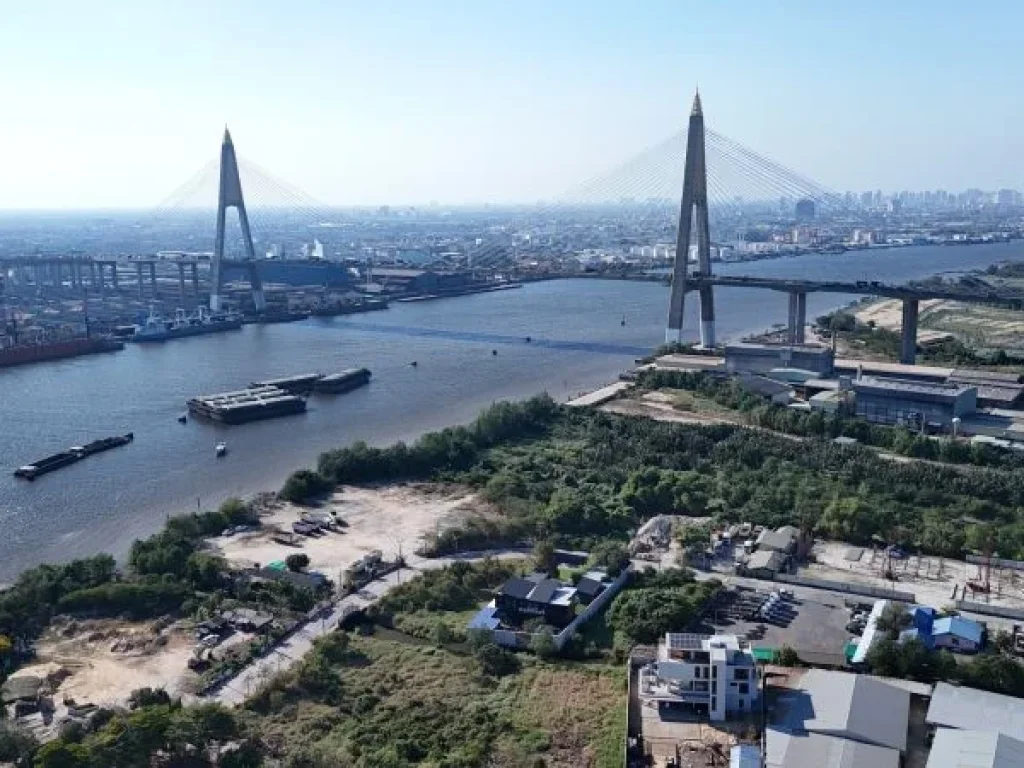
[1,1,1023,209]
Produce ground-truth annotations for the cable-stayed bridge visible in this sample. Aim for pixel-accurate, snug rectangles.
[3,94,1023,361]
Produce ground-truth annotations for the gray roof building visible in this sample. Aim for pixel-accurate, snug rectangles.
[926,729,1024,768]
[744,549,786,575]
[766,728,900,768]
[926,682,1024,735]
[758,526,799,553]
[778,669,910,753]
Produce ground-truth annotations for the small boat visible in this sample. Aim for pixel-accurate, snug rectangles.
[215,442,227,457]
[492,349,497,356]
[525,336,532,343]
[177,414,187,424]
[410,361,418,367]
[621,315,626,326]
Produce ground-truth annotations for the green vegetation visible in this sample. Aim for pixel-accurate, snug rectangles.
[817,307,1024,366]
[816,310,901,359]
[607,569,720,645]
[637,367,1024,469]
[30,698,251,768]
[245,632,624,768]
[866,612,1024,699]
[279,468,332,503]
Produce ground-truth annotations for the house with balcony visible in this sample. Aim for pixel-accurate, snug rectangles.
[638,633,759,721]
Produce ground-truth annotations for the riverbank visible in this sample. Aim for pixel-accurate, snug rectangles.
[2,241,1021,578]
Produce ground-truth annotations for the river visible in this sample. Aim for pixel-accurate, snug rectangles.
[0,241,1021,578]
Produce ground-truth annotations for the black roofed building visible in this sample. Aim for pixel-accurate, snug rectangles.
[495,575,578,627]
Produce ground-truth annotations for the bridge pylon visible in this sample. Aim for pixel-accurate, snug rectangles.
[211,128,266,313]
[666,90,715,348]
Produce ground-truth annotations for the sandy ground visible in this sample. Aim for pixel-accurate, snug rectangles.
[854,298,951,344]
[8,618,199,739]
[211,484,482,582]
[923,302,1024,350]
[804,540,1024,610]
[601,391,737,426]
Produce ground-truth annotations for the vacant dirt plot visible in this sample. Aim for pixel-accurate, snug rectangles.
[21,618,198,709]
[602,391,737,426]
[854,298,951,344]
[805,540,1024,610]
[212,483,482,581]
[921,302,1024,350]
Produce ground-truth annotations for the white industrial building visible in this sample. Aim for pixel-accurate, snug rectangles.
[638,633,758,721]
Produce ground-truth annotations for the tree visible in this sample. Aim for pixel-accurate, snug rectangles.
[530,629,557,659]
[286,553,311,572]
[532,540,558,577]
[474,642,519,677]
[128,687,172,710]
[777,646,800,666]
[875,603,912,635]
[588,541,630,578]
[33,741,88,768]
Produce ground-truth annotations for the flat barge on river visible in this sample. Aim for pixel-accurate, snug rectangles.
[313,368,372,393]
[187,386,307,424]
[15,433,134,480]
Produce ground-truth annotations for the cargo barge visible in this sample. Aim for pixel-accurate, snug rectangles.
[0,336,123,370]
[14,433,134,480]
[187,386,306,424]
[314,368,372,393]
[250,373,324,395]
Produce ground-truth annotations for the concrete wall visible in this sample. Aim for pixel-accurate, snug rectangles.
[488,567,631,651]
[774,572,916,602]
[554,567,631,649]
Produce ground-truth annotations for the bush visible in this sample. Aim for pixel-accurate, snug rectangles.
[285,553,310,572]
[474,643,520,677]
[530,629,557,659]
[280,470,332,503]
[128,688,173,710]
[56,581,188,620]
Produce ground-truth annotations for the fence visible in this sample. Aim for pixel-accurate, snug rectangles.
[554,567,632,649]
[955,600,1024,622]
[491,567,632,651]
[967,554,1024,572]
[774,572,916,603]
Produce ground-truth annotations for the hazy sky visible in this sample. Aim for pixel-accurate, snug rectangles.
[0,1,1021,208]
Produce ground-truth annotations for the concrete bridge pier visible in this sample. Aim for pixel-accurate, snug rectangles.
[149,262,158,297]
[136,262,145,298]
[109,262,119,292]
[177,263,187,302]
[190,262,200,296]
[698,285,716,348]
[787,291,807,344]
[900,298,919,364]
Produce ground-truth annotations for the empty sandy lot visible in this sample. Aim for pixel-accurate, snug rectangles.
[211,484,482,582]
[601,391,737,426]
[13,618,198,713]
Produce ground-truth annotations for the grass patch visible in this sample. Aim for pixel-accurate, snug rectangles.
[246,634,626,767]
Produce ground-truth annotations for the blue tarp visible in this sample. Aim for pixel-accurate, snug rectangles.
[467,605,500,631]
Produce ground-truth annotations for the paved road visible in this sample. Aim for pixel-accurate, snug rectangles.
[207,549,529,706]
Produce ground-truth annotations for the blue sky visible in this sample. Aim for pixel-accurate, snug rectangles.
[0,1,1021,208]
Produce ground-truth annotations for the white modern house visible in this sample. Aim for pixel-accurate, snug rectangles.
[639,633,759,721]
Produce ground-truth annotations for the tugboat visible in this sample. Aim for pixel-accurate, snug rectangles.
[215,442,227,457]
[177,413,188,424]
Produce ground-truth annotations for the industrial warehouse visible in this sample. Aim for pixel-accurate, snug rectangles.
[651,342,1024,443]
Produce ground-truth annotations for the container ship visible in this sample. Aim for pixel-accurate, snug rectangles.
[0,336,123,369]
[129,307,243,342]
[14,433,134,480]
